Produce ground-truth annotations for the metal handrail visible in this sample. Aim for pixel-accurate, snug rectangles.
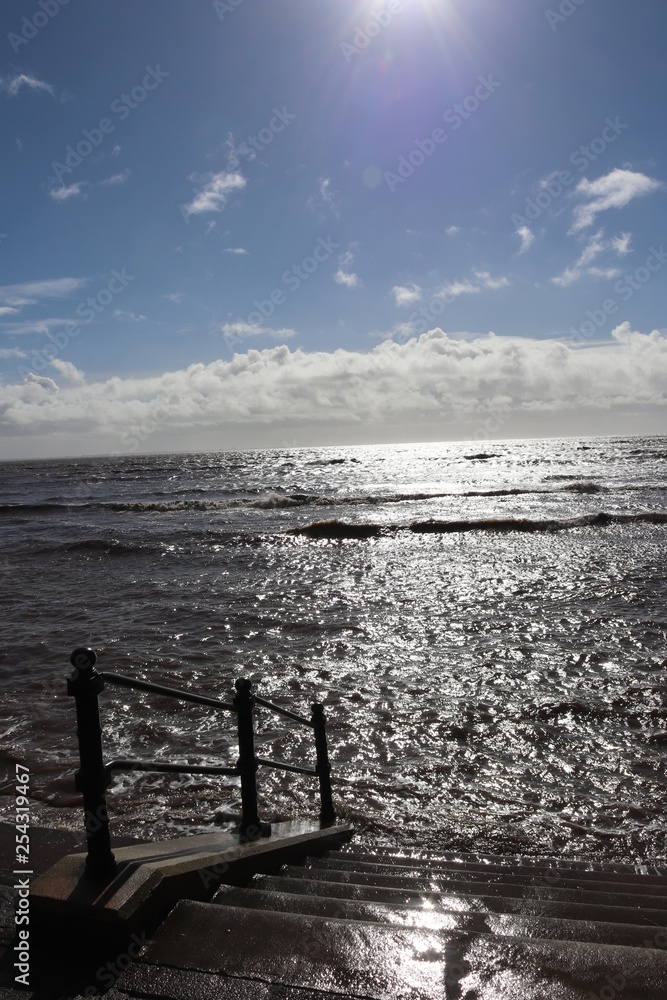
[67,646,337,878]
[101,671,236,712]
[106,758,239,778]
[255,756,318,777]
[253,694,314,727]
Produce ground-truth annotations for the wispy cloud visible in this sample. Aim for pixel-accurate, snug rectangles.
[182,171,246,217]
[221,320,296,341]
[570,168,663,232]
[438,271,509,299]
[392,284,422,307]
[334,246,360,288]
[50,359,85,384]
[308,177,340,219]
[100,170,130,186]
[0,277,87,308]
[1,73,55,98]
[552,229,633,286]
[114,309,148,322]
[223,247,248,255]
[50,181,88,202]
[0,318,72,336]
[474,271,510,291]
[438,279,479,299]
[515,225,535,254]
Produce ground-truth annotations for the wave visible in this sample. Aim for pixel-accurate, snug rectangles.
[289,511,667,539]
[1,480,664,519]
[557,481,604,494]
[47,538,163,556]
[0,495,314,515]
[287,519,383,539]
[410,511,667,533]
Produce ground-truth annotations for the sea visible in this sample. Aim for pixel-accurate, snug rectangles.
[1,435,666,864]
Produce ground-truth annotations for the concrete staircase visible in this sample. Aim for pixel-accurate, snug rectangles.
[114,844,667,999]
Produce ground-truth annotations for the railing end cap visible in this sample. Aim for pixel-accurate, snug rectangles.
[70,647,97,670]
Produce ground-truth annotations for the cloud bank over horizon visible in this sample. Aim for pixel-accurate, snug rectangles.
[1,324,665,459]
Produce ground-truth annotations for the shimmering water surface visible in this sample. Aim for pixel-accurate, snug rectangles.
[1,436,666,862]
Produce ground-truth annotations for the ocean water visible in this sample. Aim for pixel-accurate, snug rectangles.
[1,435,666,863]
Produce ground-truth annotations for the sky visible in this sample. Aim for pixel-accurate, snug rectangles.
[0,0,665,459]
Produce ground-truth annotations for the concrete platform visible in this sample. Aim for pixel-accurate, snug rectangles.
[31,819,353,941]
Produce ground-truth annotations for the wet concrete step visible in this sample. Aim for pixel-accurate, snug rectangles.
[336,845,667,872]
[326,848,667,884]
[254,873,667,927]
[212,882,663,948]
[277,863,667,911]
[307,855,667,896]
[120,897,667,1000]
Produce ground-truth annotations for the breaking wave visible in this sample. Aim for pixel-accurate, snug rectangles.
[288,511,667,539]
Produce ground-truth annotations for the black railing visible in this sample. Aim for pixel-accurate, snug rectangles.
[67,647,336,877]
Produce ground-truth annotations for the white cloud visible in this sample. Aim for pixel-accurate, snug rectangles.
[0,347,26,359]
[392,284,422,307]
[50,181,88,202]
[446,226,461,236]
[112,144,121,157]
[0,307,19,317]
[0,318,72,336]
[515,225,534,254]
[223,247,248,255]
[610,232,632,256]
[3,327,664,453]
[100,170,130,186]
[439,279,480,299]
[50,359,85,384]
[334,247,360,288]
[183,171,246,217]
[438,271,510,300]
[114,309,148,322]
[552,230,634,286]
[308,177,340,218]
[0,277,87,308]
[570,169,663,232]
[164,293,183,303]
[221,321,296,341]
[474,271,510,291]
[586,266,621,280]
[551,266,580,288]
[1,74,55,98]
[334,269,360,288]
[25,372,58,392]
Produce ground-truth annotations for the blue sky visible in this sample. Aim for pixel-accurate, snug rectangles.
[0,0,665,457]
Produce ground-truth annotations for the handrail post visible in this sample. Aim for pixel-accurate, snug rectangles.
[234,678,270,840]
[311,703,336,825]
[67,648,117,877]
